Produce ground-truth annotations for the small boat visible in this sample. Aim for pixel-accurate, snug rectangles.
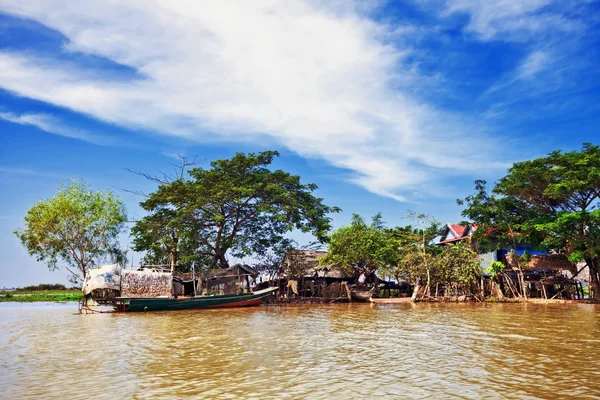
[369,297,411,304]
[350,288,375,302]
[114,287,278,312]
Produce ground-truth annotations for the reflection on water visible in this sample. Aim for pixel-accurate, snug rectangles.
[1,302,599,399]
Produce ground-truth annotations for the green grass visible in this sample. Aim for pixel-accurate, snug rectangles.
[0,290,82,303]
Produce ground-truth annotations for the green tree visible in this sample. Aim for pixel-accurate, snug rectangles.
[133,151,339,269]
[458,180,539,298]
[14,179,127,284]
[398,212,440,298]
[436,241,481,290]
[319,213,399,276]
[461,143,600,299]
[130,207,207,272]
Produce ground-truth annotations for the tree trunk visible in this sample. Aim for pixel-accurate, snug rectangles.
[425,268,431,298]
[411,283,421,302]
[217,252,229,269]
[583,258,600,301]
[491,281,504,299]
[518,268,527,300]
[589,262,600,301]
[169,234,179,274]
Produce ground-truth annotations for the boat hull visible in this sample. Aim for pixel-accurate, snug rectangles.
[115,287,277,312]
[370,297,411,304]
[351,289,374,302]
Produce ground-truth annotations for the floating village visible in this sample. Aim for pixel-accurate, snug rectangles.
[81,222,592,313]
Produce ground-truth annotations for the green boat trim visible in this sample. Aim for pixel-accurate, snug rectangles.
[114,287,278,312]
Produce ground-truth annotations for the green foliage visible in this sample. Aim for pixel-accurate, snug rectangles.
[436,242,481,285]
[494,144,600,264]
[14,179,127,283]
[17,284,67,291]
[0,290,82,303]
[487,261,506,279]
[519,250,531,264]
[460,143,600,298]
[458,180,540,252]
[320,210,481,294]
[133,151,339,269]
[393,245,435,284]
[389,212,442,285]
[319,213,398,275]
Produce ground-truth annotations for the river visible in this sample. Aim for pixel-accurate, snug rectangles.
[1,302,599,399]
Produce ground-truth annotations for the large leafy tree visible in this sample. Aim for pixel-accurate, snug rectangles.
[461,143,600,299]
[14,179,127,284]
[436,242,481,288]
[130,207,206,272]
[319,213,399,276]
[133,151,339,269]
[458,180,540,298]
[392,213,441,298]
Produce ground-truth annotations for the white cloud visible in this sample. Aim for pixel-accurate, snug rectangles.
[0,166,63,179]
[444,0,589,114]
[444,0,578,41]
[0,0,505,201]
[0,111,117,145]
[484,49,555,96]
[517,50,552,80]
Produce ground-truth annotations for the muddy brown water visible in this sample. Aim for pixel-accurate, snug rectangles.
[1,302,599,399]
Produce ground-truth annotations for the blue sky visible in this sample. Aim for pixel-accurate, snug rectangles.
[1,0,599,287]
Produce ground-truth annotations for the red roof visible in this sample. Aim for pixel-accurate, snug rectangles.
[436,223,478,245]
[449,224,467,237]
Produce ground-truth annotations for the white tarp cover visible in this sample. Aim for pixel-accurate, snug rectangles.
[82,264,122,295]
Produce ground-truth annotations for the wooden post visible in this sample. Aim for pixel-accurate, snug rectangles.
[342,281,352,302]
[192,263,196,297]
[541,283,547,299]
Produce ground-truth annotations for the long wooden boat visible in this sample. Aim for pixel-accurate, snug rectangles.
[114,287,278,312]
[369,297,411,304]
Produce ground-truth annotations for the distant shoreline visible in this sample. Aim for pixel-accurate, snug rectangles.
[0,290,82,303]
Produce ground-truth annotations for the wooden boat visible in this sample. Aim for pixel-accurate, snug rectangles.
[114,287,278,312]
[350,288,374,302]
[369,297,411,304]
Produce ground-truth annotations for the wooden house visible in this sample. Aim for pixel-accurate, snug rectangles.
[437,222,582,299]
[277,249,353,301]
[202,264,258,295]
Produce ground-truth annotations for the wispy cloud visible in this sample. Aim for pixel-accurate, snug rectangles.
[0,1,563,200]
[484,50,555,96]
[443,0,594,120]
[0,166,63,179]
[516,50,553,80]
[0,111,120,145]
[443,0,579,41]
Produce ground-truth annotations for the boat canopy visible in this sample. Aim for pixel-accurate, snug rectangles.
[82,264,122,295]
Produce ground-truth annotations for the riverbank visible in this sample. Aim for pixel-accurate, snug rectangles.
[0,290,82,303]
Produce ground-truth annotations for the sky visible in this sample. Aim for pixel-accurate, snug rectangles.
[1,0,599,287]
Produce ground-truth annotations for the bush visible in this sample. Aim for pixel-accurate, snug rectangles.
[17,284,67,291]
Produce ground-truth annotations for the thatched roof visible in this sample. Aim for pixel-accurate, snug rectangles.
[205,264,258,281]
[281,249,352,279]
[121,269,172,298]
[506,254,576,274]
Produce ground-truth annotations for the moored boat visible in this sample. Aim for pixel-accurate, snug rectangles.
[114,287,278,312]
[369,297,411,304]
[350,288,374,302]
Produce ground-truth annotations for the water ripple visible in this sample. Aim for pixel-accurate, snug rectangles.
[1,302,599,399]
